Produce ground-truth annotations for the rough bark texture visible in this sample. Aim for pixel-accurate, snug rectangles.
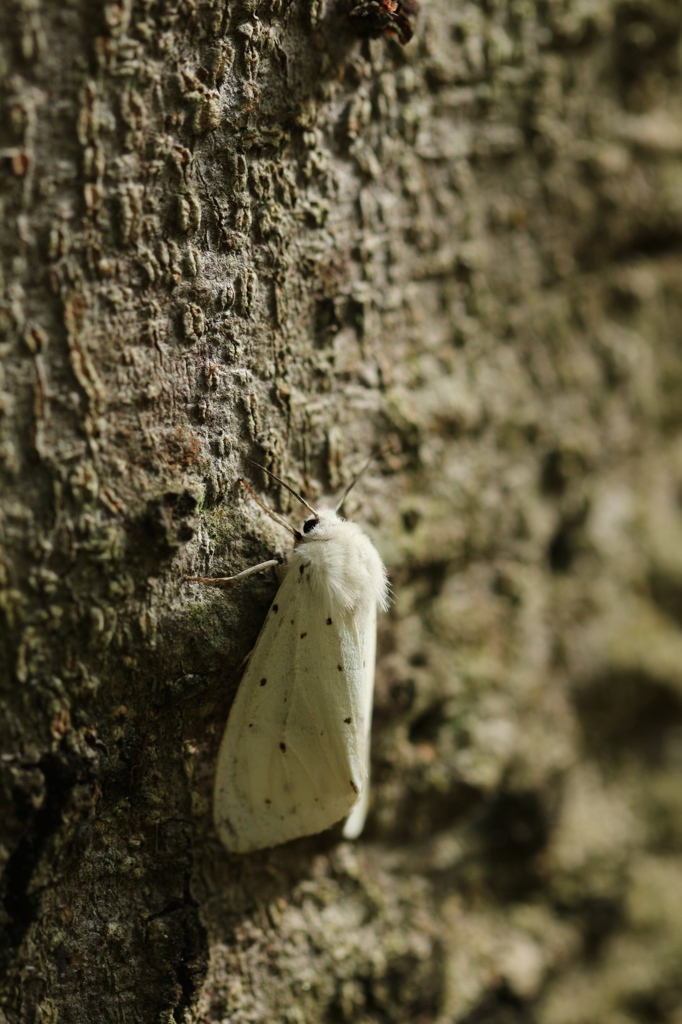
[1,0,682,1021]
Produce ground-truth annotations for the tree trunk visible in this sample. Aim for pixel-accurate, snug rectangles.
[2,0,682,1020]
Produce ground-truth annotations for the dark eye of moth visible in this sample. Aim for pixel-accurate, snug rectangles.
[303,518,319,534]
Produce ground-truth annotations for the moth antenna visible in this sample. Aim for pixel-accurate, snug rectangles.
[335,446,389,513]
[240,479,303,539]
[245,459,318,517]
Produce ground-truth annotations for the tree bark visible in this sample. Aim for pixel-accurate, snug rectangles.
[2,0,682,1021]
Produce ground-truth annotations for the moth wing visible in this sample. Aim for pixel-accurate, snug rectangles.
[213,568,372,853]
[342,600,376,840]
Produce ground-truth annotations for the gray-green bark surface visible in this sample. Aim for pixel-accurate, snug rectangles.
[1,0,682,1021]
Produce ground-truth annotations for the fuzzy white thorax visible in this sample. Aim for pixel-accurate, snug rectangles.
[287,509,389,615]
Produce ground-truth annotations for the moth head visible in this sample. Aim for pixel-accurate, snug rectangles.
[299,508,344,542]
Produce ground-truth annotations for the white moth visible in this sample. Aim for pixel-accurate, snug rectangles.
[189,468,389,853]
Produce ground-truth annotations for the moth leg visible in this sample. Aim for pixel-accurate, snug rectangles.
[186,558,283,585]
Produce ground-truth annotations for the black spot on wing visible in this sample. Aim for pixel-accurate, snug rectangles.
[260,678,267,686]
[220,818,238,842]
[300,632,307,639]
[350,780,359,794]
[337,664,343,672]
[344,717,351,724]
[279,742,286,752]
[272,604,279,613]
[299,564,305,575]
[326,617,332,625]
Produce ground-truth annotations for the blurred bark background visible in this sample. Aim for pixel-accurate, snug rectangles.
[1,0,682,1021]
